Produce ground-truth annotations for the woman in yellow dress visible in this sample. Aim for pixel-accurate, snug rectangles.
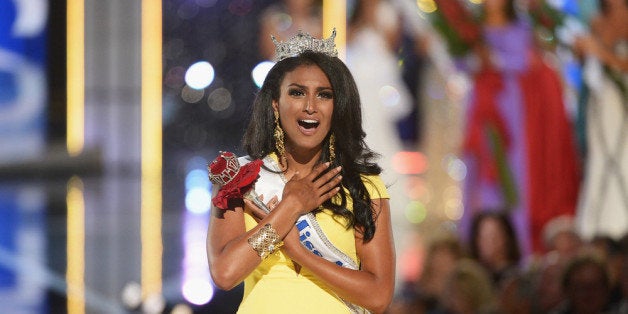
[206,30,396,313]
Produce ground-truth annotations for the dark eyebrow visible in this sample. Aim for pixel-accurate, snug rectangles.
[287,83,333,92]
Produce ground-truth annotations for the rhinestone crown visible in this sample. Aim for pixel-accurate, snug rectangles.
[208,152,241,186]
[272,28,338,61]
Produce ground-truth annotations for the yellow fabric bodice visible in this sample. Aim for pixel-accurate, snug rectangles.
[237,169,389,314]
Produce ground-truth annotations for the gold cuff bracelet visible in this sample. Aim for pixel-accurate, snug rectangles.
[247,223,284,259]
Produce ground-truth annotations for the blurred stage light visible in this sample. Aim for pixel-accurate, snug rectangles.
[181,202,212,306]
[185,160,211,214]
[443,185,463,220]
[444,198,463,220]
[207,87,232,112]
[322,0,346,60]
[181,85,205,103]
[182,278,214,305]
[185,61,214,90]
[141,0,163,297]
[185,169,210,191]
[405,176,426,200]
[185,188,211,214]
[416,0,437,13]
[141,293,166,314]
[378,85,401,108]
[392,151,428,175]
[444,155,467,181]
[121,281,143,310]
[251,61,275,88]
[186,156,209,172]
[165,66,186,88]
[171,303,193,314]
[405,201,427,224]
[182,220,208,254]
[67,0,85,156]
[66,176,85,314]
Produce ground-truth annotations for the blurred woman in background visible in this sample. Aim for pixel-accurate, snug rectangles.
[469,211,521,287]
[461,0,580,255]
[574,0,628,241]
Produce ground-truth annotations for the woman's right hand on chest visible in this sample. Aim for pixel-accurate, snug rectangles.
[279,162,343,218]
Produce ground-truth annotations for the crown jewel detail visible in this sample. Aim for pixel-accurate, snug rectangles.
[208,151,241,186]
[272,28,338,61]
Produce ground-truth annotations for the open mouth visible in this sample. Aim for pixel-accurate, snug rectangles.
[298,119,320,130]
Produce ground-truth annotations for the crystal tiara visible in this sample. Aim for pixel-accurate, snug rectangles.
[271,28,338,61]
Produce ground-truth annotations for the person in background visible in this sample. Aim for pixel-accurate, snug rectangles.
[345,0,414,289]
[542,215,582,263]
[345,0,413,231]
[438,259,497,314]
[259,0,322,61]
[550,253,613,314]
[608,233,628,313]
[532,254,568,313]
[573,0,628,242]
[588,234,624,305]
[460,0,580,255]
[496,273,533,314]
[413,232,466,313]
[468,211,521,287]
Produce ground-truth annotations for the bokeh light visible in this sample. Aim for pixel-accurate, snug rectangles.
[405,201,427,224]
[181,196,213,306]
[185,169,210,191]
[444,154,467,181]
[405,176,427,200]
[416,0,437,13]
[182,278,214,305]
[184,159,212,214]
[165,66,186,88]
[181,85,205,103]
[184,61,214,90]
[443,186,463,220]
[252,61,275,88]
[446,73,470,102]
[378,85,401,108]
[207,87,232,112]
[392,151,428,175]
[185,188,211,214]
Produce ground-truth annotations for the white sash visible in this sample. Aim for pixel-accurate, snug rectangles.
[241,155,370,314]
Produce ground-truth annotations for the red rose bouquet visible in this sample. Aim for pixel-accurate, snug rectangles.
[208,151,263,209]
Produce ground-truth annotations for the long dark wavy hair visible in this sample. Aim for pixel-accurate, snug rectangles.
[242,51,382,242]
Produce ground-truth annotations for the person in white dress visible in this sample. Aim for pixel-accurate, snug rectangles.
[574,0,628,240]
[346,0,414,284]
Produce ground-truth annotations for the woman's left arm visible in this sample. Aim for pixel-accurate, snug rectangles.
[282,198,395,314]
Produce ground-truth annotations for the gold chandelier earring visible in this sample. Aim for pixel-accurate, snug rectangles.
[273,110,286,166]
[329,133,336,163]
